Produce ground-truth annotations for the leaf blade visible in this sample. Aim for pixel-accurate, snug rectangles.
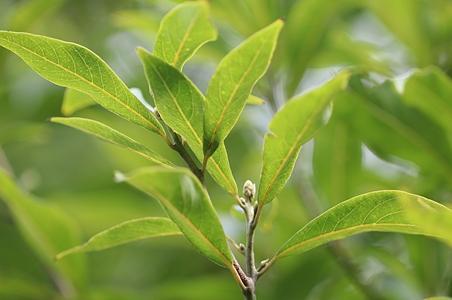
[57,217,181,259]
[0,31,165,136]
[258,72,350,205]
[203,20,283,157]
[154,1,217,69]
[276,190,450,258]
[122,167,233,267]
[61,89,95,116]
[138,50,237,195]
[51,117,171,166]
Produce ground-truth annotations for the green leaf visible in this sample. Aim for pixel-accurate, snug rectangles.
[56,217,181,259]
[313,95,363,205]
[61,88,95,116]
[154,1,217,70]
[403,66,452,133]
[0,31,165,136]
[276,190,450,258]
[121,167,233,267]
[348,77,452,181]
[0,168,85,293]
[138,49,237,195]
[246,95,265,106]
[51,117,172,166]
[203,20,283,158]
[258,72,350,205]
[404,197,452,247]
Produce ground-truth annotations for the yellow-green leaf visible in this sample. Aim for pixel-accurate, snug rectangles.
[203,20,283,158]
[276,190,450,258]
[0,31,165,136]
[61,88,95,116]
[154,1,217,70]
[51,117,172,166]
[57,217,181,259]
[121,167,232,267]
[138,49,237,195]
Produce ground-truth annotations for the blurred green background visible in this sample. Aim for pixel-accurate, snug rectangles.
[0,0,451,299]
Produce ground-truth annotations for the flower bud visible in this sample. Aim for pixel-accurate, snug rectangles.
[243,180,256,200]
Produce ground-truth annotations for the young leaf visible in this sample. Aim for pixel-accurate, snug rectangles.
[0,168,85,293]
[258,72,350,205]
[51,117,172,166]
[246,95,265,106]
[154,1,217,70]
[57,217,181,259]
[0,31,165,136]
[276,190,450,258]
[203,20,283,158]
[61,88,95,116]
[138,49,237,195]
[403,66,452,133]
[121,167,233,267]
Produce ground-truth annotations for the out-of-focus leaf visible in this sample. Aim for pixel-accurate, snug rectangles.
[203,20,283,158]
[258,72,350,205]
[8,0,65,31]
[154,1,217,70]
[113,10,160,37]
[121,167,233,267]
[348,77,452,181]
[0,168,85,294]
[404,197,452,247]
[283,0,353,96]
[0,278,57,300]
[366,0,433,65]
[57,217,181,259]
[138,49,237,195]
[0,31,165,136]
[51,117,171,166]
[403,66,452,133]
[61,88,95,116]
[275,190,449,258]
[313,95,363,205]
[246,94,265,105]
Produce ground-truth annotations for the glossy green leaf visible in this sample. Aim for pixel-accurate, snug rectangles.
[0,31,165,136]
[403,66,452,133]
[61,88,95,116]
[276,190,449,258]
[154,1,217,70]
[51,117,172,166]
[258,72,350,205]
[0,168,85,293]
[138,49,237,195]
[121,167,233,267]
[57,217,181,259]
[203,20,283,158]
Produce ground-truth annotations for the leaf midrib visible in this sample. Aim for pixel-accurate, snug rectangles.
[0,36,162,134]
[171,10,200,67]
[149,62,235,193]
[260,99,326,204]
[144,183,231,266]
[206,42,264,148]
[277,223,418,257]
